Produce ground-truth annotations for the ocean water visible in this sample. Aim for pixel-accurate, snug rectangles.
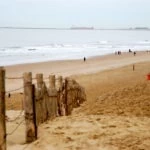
[0,29,150,66]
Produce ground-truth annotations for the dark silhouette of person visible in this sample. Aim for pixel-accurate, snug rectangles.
[84,57,86,62]
[129,49,132,53]
[118,51,121,55]
[133,51,136,56]
[8,93,11,98]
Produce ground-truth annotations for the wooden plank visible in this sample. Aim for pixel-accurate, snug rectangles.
[48,75,58,118]
[36,74,47,124]
[0,67,6,150]
[23,72,37,143]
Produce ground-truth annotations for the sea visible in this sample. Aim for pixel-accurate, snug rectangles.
[0,28,150,66]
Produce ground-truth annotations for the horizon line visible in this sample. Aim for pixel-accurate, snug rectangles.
[0,26,150,30]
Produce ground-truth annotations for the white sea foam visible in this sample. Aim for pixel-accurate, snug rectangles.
[138,40,150,44]
[0,29,150,66]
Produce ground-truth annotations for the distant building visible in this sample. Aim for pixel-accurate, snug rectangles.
[134,27,149,30]
[70,26,94,30]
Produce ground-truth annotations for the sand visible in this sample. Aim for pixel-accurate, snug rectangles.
[3,51,150,150]
[5,51,150,92]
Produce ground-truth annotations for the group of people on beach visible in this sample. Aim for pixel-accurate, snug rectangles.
[115,49,137,56]
[83,49,150,62]
[115,51,122,55]
[129,49,136,56]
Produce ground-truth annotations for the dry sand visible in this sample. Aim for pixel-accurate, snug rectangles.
[4,51,150,150]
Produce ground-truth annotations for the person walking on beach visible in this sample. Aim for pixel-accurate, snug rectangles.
[83,57,86,62]
[129,49,132,53]
[133,51,136,56]
[117,51,121,55]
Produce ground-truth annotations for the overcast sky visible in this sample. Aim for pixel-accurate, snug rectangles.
[0,0,150,28]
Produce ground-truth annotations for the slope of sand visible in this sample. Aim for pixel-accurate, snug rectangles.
[4,51,150,150]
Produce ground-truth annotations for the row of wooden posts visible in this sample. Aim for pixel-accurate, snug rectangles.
[0,67,86,150]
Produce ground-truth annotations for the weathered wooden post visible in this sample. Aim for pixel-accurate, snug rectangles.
[0,67,6,150]
[72,80,77,107]
[23,72,37,143]
[36,74,47,124]
[56,76,66,116]
[56,76,63,91]
[47,75,58,118]
[72,82,78,108]
[64,78,69,115]
[67,79,74,115]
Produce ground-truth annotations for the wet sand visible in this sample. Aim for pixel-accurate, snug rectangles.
[5,51,150,92]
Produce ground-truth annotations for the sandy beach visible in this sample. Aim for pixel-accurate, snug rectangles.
[5,51,150,92]
[4,51,150,150]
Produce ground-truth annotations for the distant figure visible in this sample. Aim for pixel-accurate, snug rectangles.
[118,51,121,55]
[8,93,11,98]
[146,50,150,53]
[129,49,132,53]
[83,57,86,62]
[133,51,136,56]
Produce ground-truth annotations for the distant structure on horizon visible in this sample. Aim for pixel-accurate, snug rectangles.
[134,27,149,30]
[129,27,150,30]
[0,26,149,31]
[70,26,94,30]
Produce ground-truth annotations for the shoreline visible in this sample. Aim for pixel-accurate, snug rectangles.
[4,50,149,66]
[1,52,116,67]
[3,50,149,67]
[5,51,150,92]
[1,49,149,67]
[5,51,150,74]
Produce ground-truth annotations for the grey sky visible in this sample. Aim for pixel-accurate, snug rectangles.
[0,0,150,28]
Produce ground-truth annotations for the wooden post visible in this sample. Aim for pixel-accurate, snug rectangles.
[64,78,68,115]
[56,76,64,116]
[36,74,47,123]
[48,75,58,118]
[36,74,43,124]
[23,72,37,143]
[56,76,63,91]
[0,67,6,150]
[32,85,37,140]
[49,75,55,89]
[36,74,43,87]
[66,79,74,115]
